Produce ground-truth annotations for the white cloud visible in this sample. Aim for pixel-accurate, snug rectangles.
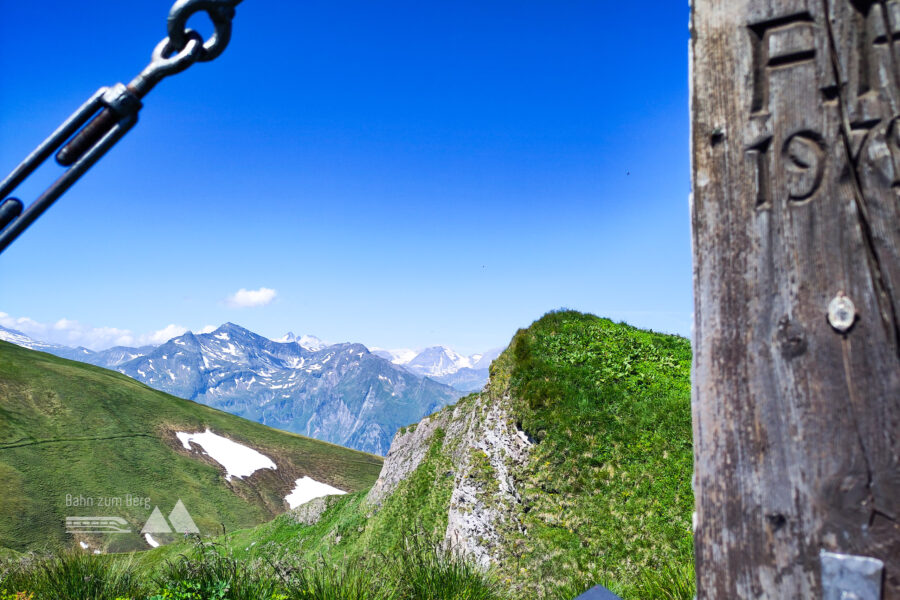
[225,287,277,308]
[145,324,189,345]
[198,325,216,334]
[0,312,198,351]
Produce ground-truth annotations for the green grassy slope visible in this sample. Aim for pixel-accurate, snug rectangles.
[142,311,693,598]
[494,310,693,595]
[0,341,382,554]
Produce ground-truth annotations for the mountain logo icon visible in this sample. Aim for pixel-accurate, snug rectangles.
[140,499,199,534]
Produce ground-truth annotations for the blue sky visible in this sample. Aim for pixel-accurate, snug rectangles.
[0,1,691,354]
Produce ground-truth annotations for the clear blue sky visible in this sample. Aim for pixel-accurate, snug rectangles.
[0,0,691,354]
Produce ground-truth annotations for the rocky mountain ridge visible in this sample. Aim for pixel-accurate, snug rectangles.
[115,323,462,455]
[0,324,500,393]
[0,323,462,455]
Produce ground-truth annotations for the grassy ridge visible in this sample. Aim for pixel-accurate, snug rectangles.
[0,341,382,554]
[497,311,693,596]
[138,311,694,598]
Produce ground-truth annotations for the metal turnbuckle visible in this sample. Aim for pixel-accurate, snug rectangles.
[0,0,242,255]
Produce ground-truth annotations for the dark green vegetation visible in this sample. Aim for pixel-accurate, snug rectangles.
[0,552,143,600]
[0,341,382,554]
[136,312,694,599]
[0,538,503,599]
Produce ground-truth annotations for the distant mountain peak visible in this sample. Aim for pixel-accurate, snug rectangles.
[406,346,471,377]
[215,322,250,335]
[0,325,59,351]
[369,347,418,365]
[275,331,327,351]
[368,345,502,390]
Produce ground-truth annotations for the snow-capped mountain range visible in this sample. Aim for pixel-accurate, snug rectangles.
[372,345,503,392]
[0,324,502,454]
[0,325,154,367]
[274,332,327,351]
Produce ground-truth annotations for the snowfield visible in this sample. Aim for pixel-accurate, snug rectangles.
[175,429,277,481]
[285,476,346,509]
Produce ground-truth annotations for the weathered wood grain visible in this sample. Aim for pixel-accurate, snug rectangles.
[691,0,900,597]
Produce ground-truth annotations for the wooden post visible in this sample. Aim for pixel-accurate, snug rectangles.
[690,1,900,598]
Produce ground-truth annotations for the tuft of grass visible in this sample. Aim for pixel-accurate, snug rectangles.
[391,534,503,600]
[274,556,394,600]
[634,557,696,600]
[0,551,144,600]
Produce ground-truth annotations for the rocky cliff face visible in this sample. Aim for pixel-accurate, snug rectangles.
[366,382,532,569]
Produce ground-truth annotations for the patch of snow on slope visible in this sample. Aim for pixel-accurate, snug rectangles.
[175,429,276,481]
[144,533,159,548]
[285,476,346,509]
[285,357,305,369]
[79,541,89,549]
[298,335,327,351]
